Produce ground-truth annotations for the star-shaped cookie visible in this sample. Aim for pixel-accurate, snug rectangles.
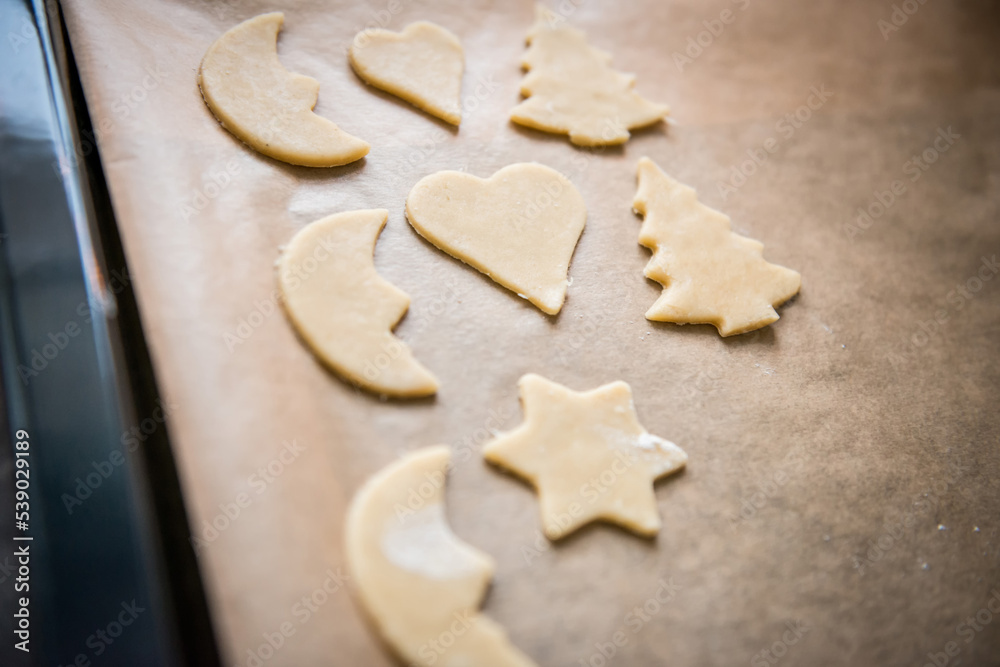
[483,374,688,540]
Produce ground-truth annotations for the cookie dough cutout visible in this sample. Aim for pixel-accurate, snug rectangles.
[346,446,537,667]
[484,374,688,540]
[277,209,438,397]
[406,163,586,315]
[510,5,669,146]
[349,22,465,125]
[634,158,801,336]
[199,12,369,167]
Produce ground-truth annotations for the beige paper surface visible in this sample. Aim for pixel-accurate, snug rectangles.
[61,0,1000,665]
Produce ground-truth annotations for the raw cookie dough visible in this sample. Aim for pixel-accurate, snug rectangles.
[277,209,438,397]
[634,157,802,336]
[406,163,586,315]
[346,446,537,667]
[510,5,669,146]
[349,21,465,125]
[484,374,688,540]
[199,12,369,167]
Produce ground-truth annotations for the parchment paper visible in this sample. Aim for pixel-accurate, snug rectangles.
[60,0,1000,665]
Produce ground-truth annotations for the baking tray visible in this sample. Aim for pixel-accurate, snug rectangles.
[58,0,1000,665]
[0,0,218,664]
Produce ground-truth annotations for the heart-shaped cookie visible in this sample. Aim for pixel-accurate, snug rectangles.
[349,21,464,125]
[406,163,587,315]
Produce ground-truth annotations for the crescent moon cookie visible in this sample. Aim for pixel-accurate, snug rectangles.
[406,163,586,315]
[346,447,537,667]
[349,21,465,125]
[484,374,688,540]
[199,12,369,167]
[633,157,801,336]
[277,209,438,398]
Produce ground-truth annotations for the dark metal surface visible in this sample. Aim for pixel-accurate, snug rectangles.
[0,1,220,664]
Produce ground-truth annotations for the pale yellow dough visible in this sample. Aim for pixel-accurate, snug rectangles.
[484,374,688,540]
[405,163,586,315]
[634,158,802,337]
[349,21,465,126]
[277,209,437,397]
[199,12,369,167]
[346,447,537,667]
[510,6,669,146]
